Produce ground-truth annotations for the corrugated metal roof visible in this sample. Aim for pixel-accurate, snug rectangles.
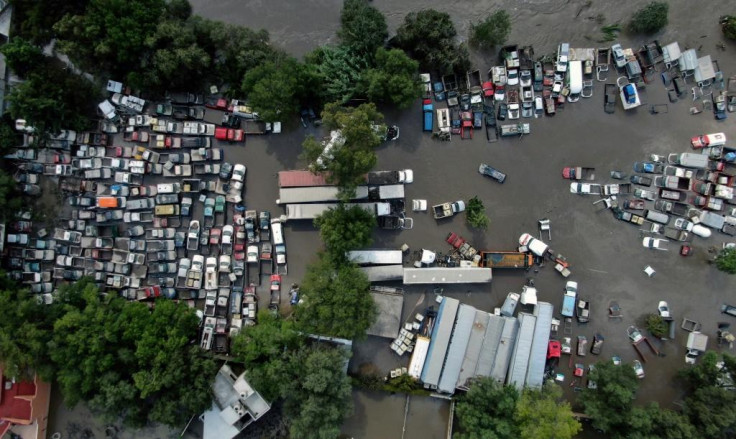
[277,170,330,187]
[421,297,459,388]
[456,310,490,388]
[438,304,476,393]
[525,302,554,388]
[403,267,492,284]
[662,42,681,63]
[473,314,505,379]
[694,55,716,83]
[679,49,698,72]
[506,313,536,389]
[490,316,519,382]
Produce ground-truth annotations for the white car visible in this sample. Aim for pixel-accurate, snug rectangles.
[657,301,670,319]
[507,69,519,86]
[412,199,427,212]
[611,43,626,68]
[232,164,246,182]
[632,360,645,379]
[642,237,668,250]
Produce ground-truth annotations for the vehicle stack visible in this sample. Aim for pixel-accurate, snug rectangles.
[3,86,285,355]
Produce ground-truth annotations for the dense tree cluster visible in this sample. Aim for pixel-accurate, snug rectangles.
[469,10,512,50]
[0,279,216,427]
[314,204,376,264]
[629,2,669,34]
[395,9,471,74]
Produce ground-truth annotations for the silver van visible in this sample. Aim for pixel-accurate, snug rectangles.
[643,209,670,225]
[500,292,520,317]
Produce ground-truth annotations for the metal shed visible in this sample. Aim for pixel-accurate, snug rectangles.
[694,55,716,85]
[421,297,460,388]
[506,312,537,389]
[525,302,554,388]
[438,304,476,393]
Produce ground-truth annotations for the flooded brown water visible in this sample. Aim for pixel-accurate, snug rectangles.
[45,1,736,438]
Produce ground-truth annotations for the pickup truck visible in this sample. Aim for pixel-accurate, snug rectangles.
[570,183,602,195]
[562,167,595,180]
[183,122,216,136]
[603,183,632,195]
[562,281,577,317]
[654,176,691,190]
[377,215,413,230]
[499,123,530,137]
[433,201,465,219]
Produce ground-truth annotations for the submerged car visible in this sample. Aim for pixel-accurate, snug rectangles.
[478,163,506,184]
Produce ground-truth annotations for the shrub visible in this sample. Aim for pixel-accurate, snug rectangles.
[721,16,736,40]
[469,10,511,49]
[646,314,668,339]
[715,247,736,274]
[629,2,669,34]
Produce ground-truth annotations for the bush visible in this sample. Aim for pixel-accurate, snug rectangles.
[715,247,736,274]
[469,10,511,49]
[646,314,668,339]
[466,196,490,229]
[629,2,669,34]
[721,16,736,40]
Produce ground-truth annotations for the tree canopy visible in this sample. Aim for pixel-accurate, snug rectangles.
[231,310,303,402]
[305,45,366,105]
[466,196,489,229]
[629,2,669,34]
[314,204,376,264]
[0,171,26,221]
[516,384,581,439]
[629,403,696,439]
[282,345,353,439]
[338,0,387,62]
[454,377,519,439]
[715,247,736,274]
[395,9,470,74]
[361,48,422,109]
[581,360,639,433]
[301,103,384,195]
[295,253,376,340]
[469,10,512,50]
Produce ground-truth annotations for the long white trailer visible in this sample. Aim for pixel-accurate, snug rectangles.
[285,202,391,221]
[348,250,403,265]
[403,267,492,284]
[359,265,404,282]
[277,186,369,204]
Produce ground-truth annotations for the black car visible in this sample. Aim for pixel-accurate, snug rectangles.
[219,162,234,180]
[478,163,506,184]
[630,175,653,186]
[497,103,508,121]
[172,105,190,120]
[590,333,604,355]
[222,113,242,128]
[473,111,483,129]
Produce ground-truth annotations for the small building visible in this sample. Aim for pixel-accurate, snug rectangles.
[694,55,716,86]
[0,367,52,439]
[201,364,270,439]
[365,287,404,339]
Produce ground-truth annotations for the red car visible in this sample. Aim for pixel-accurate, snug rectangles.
[547,340,561,360]
[142,285,162,299]
[691,132,726,148]
[215,127,244,142]
[53,153,71,164]
[205,97,229,111]
[270,274,281,292]
[482,81,494,97]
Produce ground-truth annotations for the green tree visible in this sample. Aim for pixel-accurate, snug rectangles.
[314,204,376,264]
[715,247,736,274]
[301,102,384,195]
[54,0,166,76]
[629,2,669,34]
[646,314,668,338]
[0,38,46,77]
[581,360,639,433]
[629,403,696,439]
[165,0,192,20]
[455,377,519,439]
[469,10,511,50]
[283,345,353,439]
[0,283,63,380]
[722,16,736,40]
[395,9,470,74]
[9,0,88,45]
[516,383,581,439]
[361,48,422,109]
[241,57,318,122]
[305,45,366,105]
[0,120,22,155]
[683,385,736,439]
[0,171,25,221]
[295,253,376,340]
[338,0,387,62]
[466,196,489,229]
[231,311,304,402]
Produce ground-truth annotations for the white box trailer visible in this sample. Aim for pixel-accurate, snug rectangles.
[348,250,403,265]
[403,267,492,284]
[370,184,405,200]
[285,202,391,221]
[359,265,404,282]
[277,186,369,204]
[408,336,431,379]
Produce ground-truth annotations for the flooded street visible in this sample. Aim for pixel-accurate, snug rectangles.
[44,1,736,438]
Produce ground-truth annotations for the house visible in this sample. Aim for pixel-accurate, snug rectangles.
[201,364,270,439]
[0,367,52,439]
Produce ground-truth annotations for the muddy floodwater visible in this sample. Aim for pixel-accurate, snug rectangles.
[44,1,736,438]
